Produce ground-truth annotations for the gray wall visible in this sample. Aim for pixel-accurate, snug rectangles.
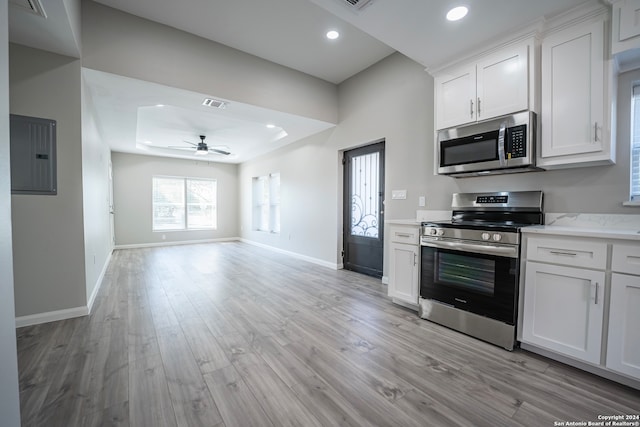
[111,152,239,246]
[9,44,87,317]
[239,51,640,275]
[81,0,337,125]
[0,0,22,424]
[81,74,113,307]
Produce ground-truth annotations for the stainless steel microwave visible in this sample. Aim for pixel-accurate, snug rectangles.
[437,111,539,177]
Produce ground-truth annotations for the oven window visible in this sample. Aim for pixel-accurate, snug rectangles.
[435,252,495,295]
[442,138,497,166]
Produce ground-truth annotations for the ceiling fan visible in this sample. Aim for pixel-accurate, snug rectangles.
[168,135,231,156]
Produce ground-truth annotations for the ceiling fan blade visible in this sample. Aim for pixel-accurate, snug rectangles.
[182,140,198,146]
[209,148,231,155]
[167,146,195,151]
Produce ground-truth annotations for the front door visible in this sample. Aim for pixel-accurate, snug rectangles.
[343,141,385,278]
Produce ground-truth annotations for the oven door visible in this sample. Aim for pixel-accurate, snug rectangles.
[420,240,519,325]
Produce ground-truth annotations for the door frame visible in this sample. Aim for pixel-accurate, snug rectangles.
[341,139,385,277]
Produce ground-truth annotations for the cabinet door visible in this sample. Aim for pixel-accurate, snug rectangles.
[435,65,476,130]
[618,0,640,42]
[541,20,605,159]
[606,273,640,379]
[388,243,419,305]
[476,45,529,121]
[522,262,605,364]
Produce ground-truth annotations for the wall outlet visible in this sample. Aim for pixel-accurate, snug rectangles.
[162,234,166,240]
[419,196,426,207]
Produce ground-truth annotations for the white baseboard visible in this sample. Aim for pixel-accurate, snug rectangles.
[15,306,88,328]
[240,239,340,270]
[87,249,113,314]
[115,237,239,250]
[381,276,389,285]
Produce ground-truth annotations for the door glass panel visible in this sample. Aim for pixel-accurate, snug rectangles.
[350,152,380,238]
[436,252,495,295]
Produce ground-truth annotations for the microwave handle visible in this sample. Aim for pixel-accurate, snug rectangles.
[498,121,507,166]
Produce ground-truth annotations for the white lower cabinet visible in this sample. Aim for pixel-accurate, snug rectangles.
[521,232,640,388]
[388,225,420,306]
[606,274,640,379]
[389,243,419,305]
[522,261,605,364]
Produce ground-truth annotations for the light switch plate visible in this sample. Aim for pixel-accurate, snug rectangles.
[419,196,426,207]
[391,190,407,200]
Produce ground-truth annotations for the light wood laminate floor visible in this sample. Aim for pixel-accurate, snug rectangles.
[17,242,640,426]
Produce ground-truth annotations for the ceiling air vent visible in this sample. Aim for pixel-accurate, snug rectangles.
[9,0,47,18]
[342,0,373,11]
[202,98,227,109]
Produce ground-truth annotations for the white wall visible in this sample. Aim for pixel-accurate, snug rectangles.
[111,152,239,246]
[239,128,341,265]
[1,0,21,423]
[81,73,113,310]
[81,0,338,125]
[9,44,87,318]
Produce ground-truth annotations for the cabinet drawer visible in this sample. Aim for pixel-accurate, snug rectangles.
[389,226,419,245]
[612,243,640,275]
[526,237,607,269]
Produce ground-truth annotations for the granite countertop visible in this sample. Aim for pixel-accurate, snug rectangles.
[521,225,640,241]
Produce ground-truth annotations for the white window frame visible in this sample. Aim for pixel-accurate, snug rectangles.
[152,176,217,231]
[630,85,640,204]
[253,173,280,233]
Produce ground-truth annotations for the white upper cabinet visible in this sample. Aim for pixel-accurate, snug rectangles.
[539,17,615,169]
[435,44,529,130]
[611,0,640,71]
[435,65,476,129]
[476,45,529,121]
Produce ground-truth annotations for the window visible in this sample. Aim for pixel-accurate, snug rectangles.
[152,176,217,231]
[631,86,640,202]
[253,173,280,233]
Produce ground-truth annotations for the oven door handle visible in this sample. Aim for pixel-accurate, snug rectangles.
[421,240,519,258]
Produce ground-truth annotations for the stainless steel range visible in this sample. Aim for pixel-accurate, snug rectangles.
[419,191,543,350]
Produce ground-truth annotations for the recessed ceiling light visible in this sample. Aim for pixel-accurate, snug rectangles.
[326,30,340,40]
[266,124,276,129]
[155,104,165,107]
[446,6,468,21]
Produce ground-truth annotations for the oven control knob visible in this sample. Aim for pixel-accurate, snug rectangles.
[436,229,445,236]
[428,228,438,236]
[481,232,491,241]
[493,233,502,242]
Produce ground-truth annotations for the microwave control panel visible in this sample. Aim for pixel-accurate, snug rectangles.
[507,124,526,158]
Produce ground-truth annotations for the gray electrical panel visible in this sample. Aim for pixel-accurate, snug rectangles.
[10,114,57,195]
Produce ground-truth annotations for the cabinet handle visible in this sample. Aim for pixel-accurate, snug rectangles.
[470,99,474,117]
[477,97,481,116]
[549,250,578,257]
[414,252,417,266]
[594,282,599,305]
[396,233,412,238]
[594,122,599,142]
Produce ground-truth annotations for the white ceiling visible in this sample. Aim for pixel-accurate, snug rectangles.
[9,0,598,164]
[83,69,335,164]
